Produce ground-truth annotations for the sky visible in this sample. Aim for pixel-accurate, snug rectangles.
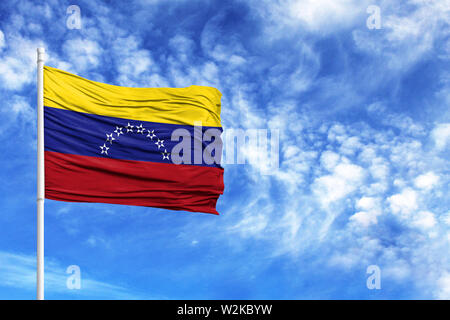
[0,0,449,300]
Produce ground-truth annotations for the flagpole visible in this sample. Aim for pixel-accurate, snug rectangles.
[36,47,45,300]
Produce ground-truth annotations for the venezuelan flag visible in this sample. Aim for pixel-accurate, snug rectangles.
[44,66,224,214]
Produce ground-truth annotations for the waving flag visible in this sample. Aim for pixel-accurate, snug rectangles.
[43,66,224,214]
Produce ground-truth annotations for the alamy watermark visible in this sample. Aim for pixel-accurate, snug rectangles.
[169,122,280,175]
[66,265,81,289]
[66,5,82,30]
[366,265,381,290]
[366,5,381,30]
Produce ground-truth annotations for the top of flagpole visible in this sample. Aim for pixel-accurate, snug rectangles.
[37,47,45,63]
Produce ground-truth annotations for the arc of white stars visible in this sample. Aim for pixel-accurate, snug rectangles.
[100,123,168,160]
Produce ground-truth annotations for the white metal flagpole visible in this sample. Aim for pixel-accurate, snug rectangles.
[36,47,45,300]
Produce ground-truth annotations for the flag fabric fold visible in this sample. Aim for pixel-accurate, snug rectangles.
[44,66,224,214]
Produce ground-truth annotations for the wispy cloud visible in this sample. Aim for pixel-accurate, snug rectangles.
[0,251,151,299]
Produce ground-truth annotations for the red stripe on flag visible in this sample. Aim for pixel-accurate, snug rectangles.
[45,151,224,214]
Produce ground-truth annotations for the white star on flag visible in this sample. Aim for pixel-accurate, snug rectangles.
[147,129,156,140]
[155,138,164,149]
[125,122,134,133]
[162,149,170,160]
[100,143,109,155]
[136,124,145,134]
[114,126,123,136]
[106,133,116,144]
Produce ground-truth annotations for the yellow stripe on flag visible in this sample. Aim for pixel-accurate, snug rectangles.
[44,66,222,127]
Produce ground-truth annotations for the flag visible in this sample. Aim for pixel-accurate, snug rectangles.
[43,66,224,214]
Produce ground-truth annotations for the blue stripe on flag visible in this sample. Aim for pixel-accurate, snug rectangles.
[44,106,222,167]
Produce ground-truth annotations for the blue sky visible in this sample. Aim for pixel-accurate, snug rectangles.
[0,0,449,299]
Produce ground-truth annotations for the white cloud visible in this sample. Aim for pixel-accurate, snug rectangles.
[327,124,347,142]
[356,197,377,211]
[414,172,440,190]
[228,214,268,237]
[169,35,195,63]
[369,158,390,182]
[349,211,377,227]
[339,136,362,156]
[0,35,45,90]
[254,0,371,35]
[63,38,102,72]
[200,11,247,62]
[113,36,155,83]
[11,96,34,121]
[0,30,5,50]
[320,150,340,171]
[367,104,426,136]
[388,188,418,217]
[0,56,32,89]
[431,123,450,151]
[85,235,111,248]
[412,211,437,230]
[350,197,381,227]
[436,272,450,299]
[313,162,365,207]
[0,95,35,137]
[383,259,412,281]
[288,0,370,31]
[442,212,450,226]
[358,145,377,163]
